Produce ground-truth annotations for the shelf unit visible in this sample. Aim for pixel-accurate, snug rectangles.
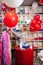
[9,6,43,49]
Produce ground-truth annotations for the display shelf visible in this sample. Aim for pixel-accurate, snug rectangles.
[34,48,43,50]
[11,39,43,42]
[17,13,43,15]
[26,40,43,42]
[38,31,43,33]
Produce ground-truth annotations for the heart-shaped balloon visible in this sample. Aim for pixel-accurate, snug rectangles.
[34,14,40,21]
[34,24,41,31]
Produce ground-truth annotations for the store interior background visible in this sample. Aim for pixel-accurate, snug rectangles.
[0,0,43,65]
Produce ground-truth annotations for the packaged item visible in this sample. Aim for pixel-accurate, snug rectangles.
[22,40,29,48]
[34,42,38,48]
[19,14,24,25]
[16,7,20,14]
[29,33,33,39]
[19,39,23,49]
[24,15,31,24]
[20,7,25,14]
[38,42,42,49]
[34,32,38,38]
[25,6,29,14]
[38,33,42,38]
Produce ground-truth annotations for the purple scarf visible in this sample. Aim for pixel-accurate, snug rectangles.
[0,40,2,65]
[2,31,11,65]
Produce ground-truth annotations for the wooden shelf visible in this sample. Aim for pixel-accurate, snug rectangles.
[34,48,43,50]
[26,40,43,42]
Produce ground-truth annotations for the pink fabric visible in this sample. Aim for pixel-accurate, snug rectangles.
[0,41,2,59]
[2,31,11,65]
[0,40,2,65]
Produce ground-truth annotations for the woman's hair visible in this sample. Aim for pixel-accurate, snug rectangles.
[2,28,7,31]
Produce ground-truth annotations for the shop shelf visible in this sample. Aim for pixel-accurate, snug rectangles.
[34,48,43,50]
[26,40,43,42]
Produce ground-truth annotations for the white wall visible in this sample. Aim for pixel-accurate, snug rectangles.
[0,0,3,4]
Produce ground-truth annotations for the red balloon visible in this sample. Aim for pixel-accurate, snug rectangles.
[37,20,42,25]
[34,24,41,31]
[30,19,37,26]
[39,0,43,4]
[2,3,7,11]
[34,14,40,21]
[3,12,18,28]
[29,25,35,32]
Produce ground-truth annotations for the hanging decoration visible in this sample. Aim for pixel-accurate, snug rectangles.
[1,3,7,11]
[29,14,42,32]
[3,0,24,8]
[3,11,18,28]
[1,3,16,11]
[8,7,15,11]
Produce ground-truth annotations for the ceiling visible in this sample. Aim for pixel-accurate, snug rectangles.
[0,0,38,5]
[22,0,38,6]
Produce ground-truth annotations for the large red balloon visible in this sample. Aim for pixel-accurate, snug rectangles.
[34,14,40,21]
[3,12,18,28]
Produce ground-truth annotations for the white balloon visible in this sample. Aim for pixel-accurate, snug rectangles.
[3,0,24,8]
[38,50,43,61]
